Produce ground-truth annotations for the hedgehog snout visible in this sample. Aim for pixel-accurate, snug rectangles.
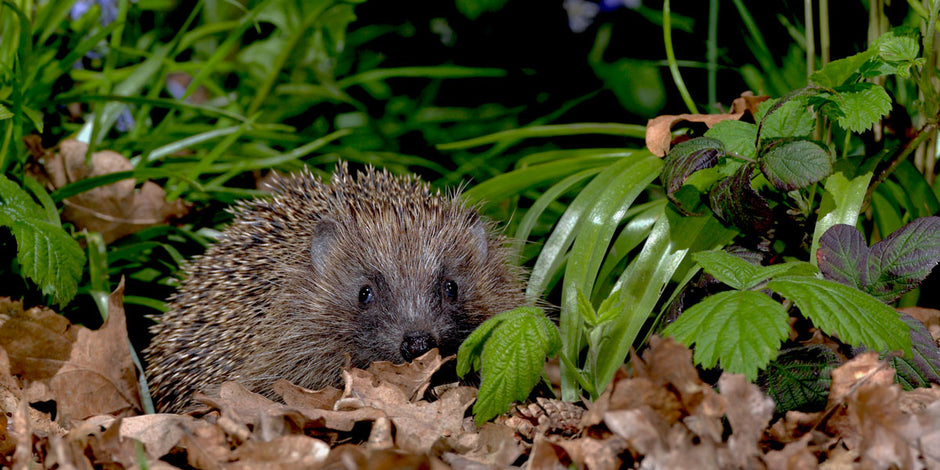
[400,331,437,361]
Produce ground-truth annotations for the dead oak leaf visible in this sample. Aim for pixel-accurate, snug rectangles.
[646,91,768,156]
[0,280,141,425]
[35,139,188,243]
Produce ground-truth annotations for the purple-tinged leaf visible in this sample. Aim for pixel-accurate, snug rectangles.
[663,137,724,197]
[758,138,834,191]
[708,163,774,233]
[867,216,940,302]
[854,313,940,389]
[817,224,869,290]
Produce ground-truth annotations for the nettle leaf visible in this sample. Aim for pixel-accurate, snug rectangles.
[708,163,774,233]
[830,82,892,133]
[456,306,560,424]
[817,224,869,290]
[756,98,815,139]
[758,345,838,413]
[0,176,84,307]
[758,138,833,191]
[662,137,724,206]
[817,217,940,302]
[663,290,789,380]
[694,250,816,290]
[767,277,912,355]
[867,216,940,302]
[810,48,876,87]
[704,120,757,160]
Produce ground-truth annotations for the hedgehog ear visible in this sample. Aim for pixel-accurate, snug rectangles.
[469,216,488,259]
[310,218,337,272]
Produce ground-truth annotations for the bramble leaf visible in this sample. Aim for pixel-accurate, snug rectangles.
[867,216,940,302]
[830,82,892,133]
[809,48,876,87]
[708,163,774,232]
[758,138,833,191]
[663,290,789,380]
[817,224,869,290]
[662,137,724,197]
[767,276,912,355]
[457,306,560,424]
[694,250,815,290]
[0,176,84,306]
[758,345,837,412]
[756,98,815,139]
[817,217,940,303]
[704,120,757,160]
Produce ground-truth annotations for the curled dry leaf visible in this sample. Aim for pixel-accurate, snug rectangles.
[33,139,188,243]
[0,280,141,426]
[646,91,769,156]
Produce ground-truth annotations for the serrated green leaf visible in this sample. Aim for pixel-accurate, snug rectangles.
[830,83,892,133]
[704,120,757,160]
[663,290,789,380]
[473,306,558,424]
[759,138,834,191]
[810,48,876,87]
[456,310,506,378]
[0,176,84,306]
[576,289,600,327]
[767,277,912,354]
[695,250,818,290]
[756,98,815,139]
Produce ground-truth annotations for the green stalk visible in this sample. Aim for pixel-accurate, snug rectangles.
[804,0,815,79]
[663,0,698,114]
[706,0,719,112]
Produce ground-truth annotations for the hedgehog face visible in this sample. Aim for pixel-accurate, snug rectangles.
[307,201,494,366]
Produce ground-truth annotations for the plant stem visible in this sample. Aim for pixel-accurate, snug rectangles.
[706,0,719,112]
[663,0,698,114]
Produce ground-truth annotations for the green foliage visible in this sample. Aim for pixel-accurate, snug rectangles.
[0,176,84,306]
[666,250,913,379]
[456,307,560,425]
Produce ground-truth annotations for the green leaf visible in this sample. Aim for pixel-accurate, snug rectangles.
[0,176,85,306]
[759,345,837,412]
[0,104,12,120]
[829,83,892,133]
[810,48,876,87]
[704,120,757,160]
[456,307,560,424]
[663,290,789,380]
[694,250,816,290]
[767,277,912,354]
[708,163,774,233]
[756,98,815,139]
[758,138,834,191]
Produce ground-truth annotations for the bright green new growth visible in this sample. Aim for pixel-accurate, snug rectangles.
[0,175,85,306]
[456,306,561,425]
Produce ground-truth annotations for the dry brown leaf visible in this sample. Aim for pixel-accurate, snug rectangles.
[362,348,450,401]
[645,91,769,156]
[718,373,775,468]
[33,139,188,243]
[273,378,343,410]
[230,434,330,469]
[552,435,628,470]
[440,421,523,468]
[763,433,818,470]
[0,281,141,425]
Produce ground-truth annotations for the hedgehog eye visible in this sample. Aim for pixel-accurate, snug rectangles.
[443,279,458,300]
[358,285,374,305]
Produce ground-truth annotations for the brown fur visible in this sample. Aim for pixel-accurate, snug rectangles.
[145,163,526,412]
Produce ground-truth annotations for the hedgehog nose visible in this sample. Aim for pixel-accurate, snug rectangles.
[400,332,437,362]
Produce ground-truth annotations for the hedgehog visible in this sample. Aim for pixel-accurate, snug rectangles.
[144,163,527,412]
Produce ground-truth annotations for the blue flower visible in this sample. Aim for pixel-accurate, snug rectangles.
[115,107,135,132]
[70,0,127,26]
[564,0,641,33]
